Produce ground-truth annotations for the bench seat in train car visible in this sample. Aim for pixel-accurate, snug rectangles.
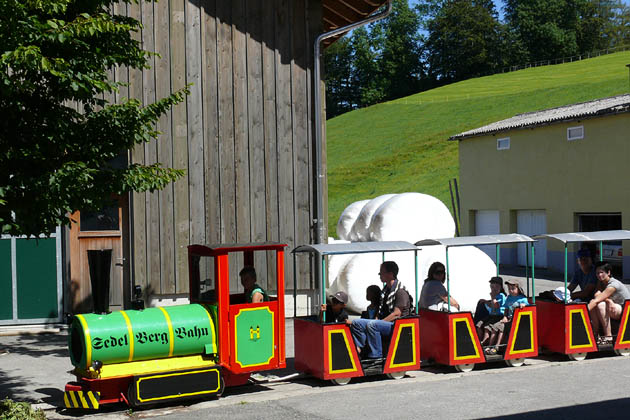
[294,315,420,384]
[536,298,630,359]
[291,241,421,384]
[534,231,630,360]
[415,234,539,371]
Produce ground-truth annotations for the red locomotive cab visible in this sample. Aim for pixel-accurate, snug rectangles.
[188,243,287,383]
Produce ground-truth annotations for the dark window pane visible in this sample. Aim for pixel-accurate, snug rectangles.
[80,206,119,231]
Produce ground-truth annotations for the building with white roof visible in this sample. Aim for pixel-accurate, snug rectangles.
[451,94,630,278]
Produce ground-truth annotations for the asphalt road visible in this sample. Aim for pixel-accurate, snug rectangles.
[129,353,630,420]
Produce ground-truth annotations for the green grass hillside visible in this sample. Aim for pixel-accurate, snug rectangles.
[326,51,630,237]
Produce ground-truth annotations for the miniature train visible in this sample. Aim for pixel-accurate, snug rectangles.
[63,233,630,410]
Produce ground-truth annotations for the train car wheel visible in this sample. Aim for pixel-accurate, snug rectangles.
[386,371,406,380]
[454,363,474,373]
[216,375,225,397]
[505,358,524,367]
[615,348,630,357]
[330,377,351,386]
[568,352,586,361]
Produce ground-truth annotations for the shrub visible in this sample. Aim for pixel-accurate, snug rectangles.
[0,398,46,420]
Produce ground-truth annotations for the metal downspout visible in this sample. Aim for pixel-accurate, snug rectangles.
[313,1,392,244]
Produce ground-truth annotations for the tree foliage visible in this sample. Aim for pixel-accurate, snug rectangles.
[372,0,425,100]
[504,0,608,61]
[324,0,424,117]
[425,0,504,82]
[0,0,187,237]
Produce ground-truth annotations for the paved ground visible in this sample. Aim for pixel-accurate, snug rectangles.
[0,268,622,419]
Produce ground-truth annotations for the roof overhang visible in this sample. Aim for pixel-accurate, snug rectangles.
[322,0,388,47]
[449,94,630,141]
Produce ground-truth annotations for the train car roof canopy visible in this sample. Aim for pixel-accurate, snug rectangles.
[292,241,417,256]
[534,230,630,243]
[188,242,287,256]
[415,233,535,247]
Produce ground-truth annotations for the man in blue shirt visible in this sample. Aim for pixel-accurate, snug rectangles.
[568,248,597,301]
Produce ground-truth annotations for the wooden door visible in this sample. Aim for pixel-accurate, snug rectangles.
[69,198,127,313]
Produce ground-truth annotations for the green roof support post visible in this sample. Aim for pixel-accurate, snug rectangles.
[525,242,530,297]
[564,242,569,304]
[496,244,500,276]
[531,243,536,304]
[600,241,603,262]
[414,249,419,315]
[382,251,385,262]
[293,253,298,318]
[321,254,328,322]
[446,247,451,310]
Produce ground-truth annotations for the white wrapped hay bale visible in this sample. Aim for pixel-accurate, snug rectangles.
[336,200,370,241]
[350,194,396,242]
[369,192,455,243]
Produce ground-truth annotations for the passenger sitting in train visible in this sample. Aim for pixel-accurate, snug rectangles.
[588,262,630,344]
[485,279,529,353]
[350,261,413,359]
[239,266,269,303]
[361,285,382,319]
[419,262,460,311]
[475,277,506,353]
[319,291,351,324]
[568,248,597,301]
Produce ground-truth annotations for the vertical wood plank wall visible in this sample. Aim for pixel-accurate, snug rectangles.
[123,0,323,296]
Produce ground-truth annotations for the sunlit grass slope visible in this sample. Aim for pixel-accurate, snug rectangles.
[326,51,630,237]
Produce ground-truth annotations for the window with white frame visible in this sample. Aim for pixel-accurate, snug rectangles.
[567,126,584,141]
[497,137,510,150]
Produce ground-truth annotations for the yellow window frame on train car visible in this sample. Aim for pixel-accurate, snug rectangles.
[568,308,594,350]
[508,310,535,355]
[327,329,358,375]
[452,317,481,361]
[387,321,418,369]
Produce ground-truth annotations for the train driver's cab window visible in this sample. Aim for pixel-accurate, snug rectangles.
[190,255,216,303]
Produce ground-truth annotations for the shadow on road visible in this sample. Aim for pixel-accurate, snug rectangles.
[476,397,630,419]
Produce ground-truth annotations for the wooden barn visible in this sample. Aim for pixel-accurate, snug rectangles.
[51,0,391,319]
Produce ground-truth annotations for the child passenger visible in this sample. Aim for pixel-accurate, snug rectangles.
[361,285,382,319]
[319,291,351,324]
[475,277,506,353]
[489,279,529,350]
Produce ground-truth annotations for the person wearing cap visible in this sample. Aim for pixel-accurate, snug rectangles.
[568,248,597,301]
[587,262,630,344]
[239,266,268,303]
[319,291,350,324]
[476,276,507,351]
[503,279,528,313]
[350,261,412,359]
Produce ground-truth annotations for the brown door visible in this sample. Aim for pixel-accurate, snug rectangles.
[69,197,127,313]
